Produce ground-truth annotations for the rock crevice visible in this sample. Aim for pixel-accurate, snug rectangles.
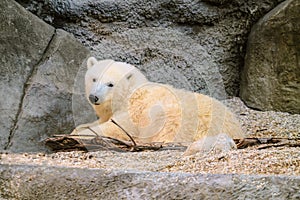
[5,30,57,150]
[0,0,90,152]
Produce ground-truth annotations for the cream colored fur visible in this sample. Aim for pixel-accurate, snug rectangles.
[72,57,244,155]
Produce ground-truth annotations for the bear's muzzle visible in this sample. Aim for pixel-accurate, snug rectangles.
[89,94,99,105]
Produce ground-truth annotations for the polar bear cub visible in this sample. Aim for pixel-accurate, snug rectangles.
[72,57,244,155]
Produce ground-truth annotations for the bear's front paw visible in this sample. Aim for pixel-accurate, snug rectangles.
[70,120,103,138]
[183,133,237,156]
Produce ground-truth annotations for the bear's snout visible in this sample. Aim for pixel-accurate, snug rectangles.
[89,94,99,105]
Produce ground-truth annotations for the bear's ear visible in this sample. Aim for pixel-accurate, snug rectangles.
[87,57,98,69]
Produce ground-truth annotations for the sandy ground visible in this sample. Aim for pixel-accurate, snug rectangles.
[1,97,299,176]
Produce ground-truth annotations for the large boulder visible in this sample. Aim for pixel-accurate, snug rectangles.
[240,0,300,114]
[0,0,90,152]
[0,0,54,150]
[17,0,284,97]
[0,165,299,199]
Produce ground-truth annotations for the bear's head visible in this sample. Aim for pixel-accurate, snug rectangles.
[85,57,148,106]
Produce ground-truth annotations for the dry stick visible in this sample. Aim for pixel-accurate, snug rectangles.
[111,119,137,147]
[87,127,114,148]
[67,134,133,148]
[74,128,127,152]
[100,137,133,148]
[235,137,300,149]
[46,135,300,152]
[44,136,88,152]
[86,127,100,136]
[257,142,300,150]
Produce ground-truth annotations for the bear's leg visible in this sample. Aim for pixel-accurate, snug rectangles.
[72,120,101,132]
[183,133,237,156]
[71,120,129,141]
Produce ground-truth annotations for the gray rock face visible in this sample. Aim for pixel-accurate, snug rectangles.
[240,0,300,114]
[0,164,299,199]
[0,0,90,152]
[17,0,284,97]
[0,0,55,150]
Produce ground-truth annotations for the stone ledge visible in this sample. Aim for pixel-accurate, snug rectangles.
[0,164,299,199]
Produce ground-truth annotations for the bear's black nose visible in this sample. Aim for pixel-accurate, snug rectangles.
[89,94,99,104]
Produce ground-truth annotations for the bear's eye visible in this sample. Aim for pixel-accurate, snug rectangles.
[107,82,114,87]
[92,78,97,82]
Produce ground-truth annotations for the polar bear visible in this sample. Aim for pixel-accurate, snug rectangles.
[72,57,244,155]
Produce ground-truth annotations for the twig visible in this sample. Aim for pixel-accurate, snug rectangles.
[235,137,300,149]
[258,142,300,150]
[87,127,115,148]
[111,119,137,147]
[45,135,300,153]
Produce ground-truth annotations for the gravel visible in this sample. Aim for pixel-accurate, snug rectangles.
[1,97,299,176]
[224,97,300,139]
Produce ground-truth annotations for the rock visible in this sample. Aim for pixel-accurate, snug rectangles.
[7,30,91,152]
[0,0,55,150]
[0,0,90,152]
[240,0,300,114]
[0,164,299,199]
[17,0,284,97]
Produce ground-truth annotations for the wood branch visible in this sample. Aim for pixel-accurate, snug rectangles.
[44,135,188,152]
[234,137,300,149]
[44,135,300,153]
[111,119,137,147]
[44,136,88,152]
[257,141,300,150]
